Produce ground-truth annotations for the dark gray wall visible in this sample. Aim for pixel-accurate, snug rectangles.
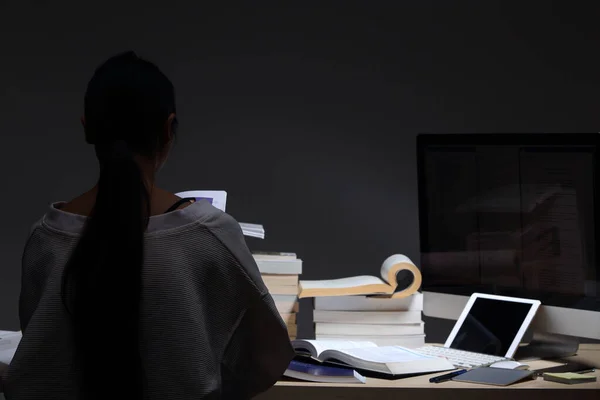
[1,2,599,342]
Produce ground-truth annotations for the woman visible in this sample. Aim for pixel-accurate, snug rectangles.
[3,51,294,399]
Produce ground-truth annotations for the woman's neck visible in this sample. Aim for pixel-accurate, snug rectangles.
[60,185,183,217]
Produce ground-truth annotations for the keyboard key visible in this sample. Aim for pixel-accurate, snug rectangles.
[414,346,506,368]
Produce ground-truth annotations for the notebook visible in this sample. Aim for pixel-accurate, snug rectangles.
[542,372,597,385]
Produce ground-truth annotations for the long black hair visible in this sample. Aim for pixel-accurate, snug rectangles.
[61,51,176,399]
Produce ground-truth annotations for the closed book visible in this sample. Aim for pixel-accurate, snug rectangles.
[274,301,299,314]
[314,293,423,311]
[313,310,422,325]
[256,259,302,275]
[261,274,299,287]
[286,324,298,337]
[271,294,297,303]
[253,252,297,261]
[266,285,299,295]
[279,313,296,325]
[240,223,265,239]
[284,360,366,383]
[543,372,597,384]
[315,322,425,336]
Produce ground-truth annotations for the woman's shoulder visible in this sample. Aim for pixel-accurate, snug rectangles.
[36,199,241,239]
[145,199,242,236]
[145,200,261,285]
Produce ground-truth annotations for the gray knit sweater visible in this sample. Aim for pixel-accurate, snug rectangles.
[3,200,294,399]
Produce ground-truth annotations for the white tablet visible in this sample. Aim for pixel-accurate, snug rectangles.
[444,293,541,358]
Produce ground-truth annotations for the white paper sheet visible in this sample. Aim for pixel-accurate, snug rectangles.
[337,346,434,363]
[0,332,21,352]
[0,348,16,366]
[176,190,227,211]
[303,340,377,358]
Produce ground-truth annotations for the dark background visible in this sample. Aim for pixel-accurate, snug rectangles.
[1,1,599,342]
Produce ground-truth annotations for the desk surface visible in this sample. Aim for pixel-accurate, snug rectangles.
[256,344,600,400]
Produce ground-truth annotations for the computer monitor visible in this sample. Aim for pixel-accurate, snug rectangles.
[417,134,600,340]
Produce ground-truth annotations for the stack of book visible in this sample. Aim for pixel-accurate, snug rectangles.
[299,254,425,347]
[240,223,265,239]
[312,293,425,347]
[253,252,302,340]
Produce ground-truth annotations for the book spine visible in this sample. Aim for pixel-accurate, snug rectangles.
[265,285,299,295]
[279,313,297,324]
[256,260,303,275]
[261,274,300,286]
[274,301,299,314]
[314,293,423,311]
[286,324,298,337]
[313,310,422,325]
[315,322,425,336]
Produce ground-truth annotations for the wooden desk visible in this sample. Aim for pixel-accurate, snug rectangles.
[256,344,600,400]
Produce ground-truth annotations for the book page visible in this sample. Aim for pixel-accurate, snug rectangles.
[299,340,377,358]
[300,276,386,290]
[0,332,21,351]
[0,333,20,377]
[0,347,16,366]
[336,346,434,363]
[379,254,422,298]
[379,254,415,283]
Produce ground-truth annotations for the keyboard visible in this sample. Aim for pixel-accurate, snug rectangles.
[414,345,508,368]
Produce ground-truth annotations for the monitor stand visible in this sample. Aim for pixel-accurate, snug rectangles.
[514,331,580,360]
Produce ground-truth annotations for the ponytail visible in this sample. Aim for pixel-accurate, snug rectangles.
[62,139,149,399]
[60,50,176,399]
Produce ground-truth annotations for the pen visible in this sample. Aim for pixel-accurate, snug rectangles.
[429,369,468,383]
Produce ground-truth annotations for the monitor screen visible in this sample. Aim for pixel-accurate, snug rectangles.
[449,297,533,356]
[417,134,599,312]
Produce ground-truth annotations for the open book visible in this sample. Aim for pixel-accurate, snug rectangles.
[298,254,422,299]
[292,339,454,377]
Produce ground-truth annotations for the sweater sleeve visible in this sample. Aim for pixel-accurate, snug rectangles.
[19,222,47,333]
[205,212,295,398]
[221,293,294,398]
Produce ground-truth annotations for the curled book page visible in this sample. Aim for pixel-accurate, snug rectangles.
[298,276,390,298]
[379,254,422,298]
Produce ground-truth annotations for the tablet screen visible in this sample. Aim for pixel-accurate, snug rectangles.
[448,297,534,356]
